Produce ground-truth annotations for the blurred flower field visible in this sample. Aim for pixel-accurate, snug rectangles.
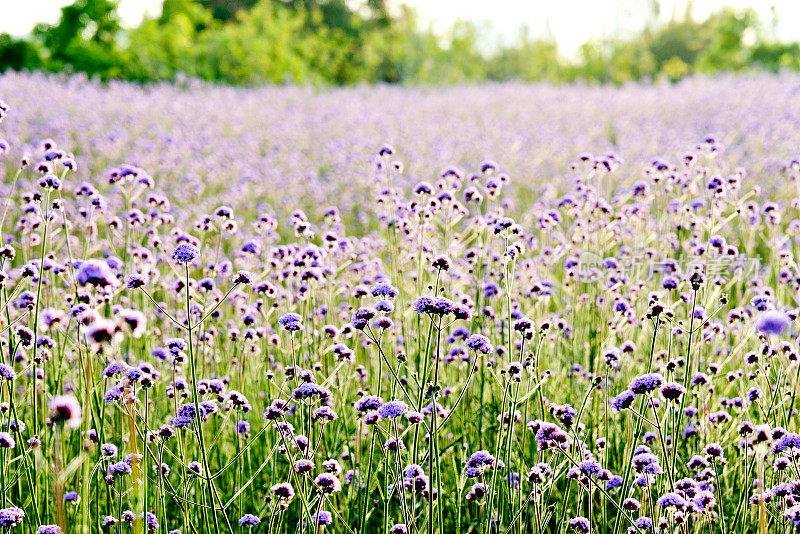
[1,72,800,533]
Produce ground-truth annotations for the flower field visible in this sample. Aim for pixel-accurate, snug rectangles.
[1,71,800,533]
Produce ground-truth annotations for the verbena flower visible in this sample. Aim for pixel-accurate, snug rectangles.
[611,390,636,412]
[465,334,493,354]
[628,374,664,395]
[171,243,199,264]
[238,514,260,526]
[378,400,408,420]
[313,472,342,494]
[754,310,790,336]
[568,516,591,533]
[75,259,119,288]
[48,395,82,429]
[0,507,25,528]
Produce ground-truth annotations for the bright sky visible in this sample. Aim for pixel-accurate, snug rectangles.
[4,0,800,56]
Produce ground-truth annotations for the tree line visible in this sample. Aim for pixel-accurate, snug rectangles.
[0,0,798,85]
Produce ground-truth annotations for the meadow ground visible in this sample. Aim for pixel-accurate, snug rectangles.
[0,72,799,533]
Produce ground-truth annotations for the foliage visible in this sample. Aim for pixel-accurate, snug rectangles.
[0,1,798,85]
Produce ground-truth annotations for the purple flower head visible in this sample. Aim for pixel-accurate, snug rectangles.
[632,453,663,475]
[611,390,636,412]
[311,511,333,526]
[291,383,332,402]
[270,482,295,500]
[351,307,376,330]
[371,282,399,299]
[48,395,82,428]
[568,516,591,533]
[660,382,685,402]
[771,433,800,454]
[278,313,303,332]
[171,243,199,264]
[238,514,260,526]
[550,403,578,428]
[465,334,493,354]
[578,459,602,478]
[755,310,791,336]
[378,400,408,420]
[354,395,383,413]
[313,472,342,494]
[628,374,664,395]
[0,364,15,381]
[656,492,687,509]
[0,506,25,528]
[466,450,497,469]
[75,259,119,288]
[312,406,338,423]
[294,459,315,473]
[233,270,253,285]
[413,295,455,315]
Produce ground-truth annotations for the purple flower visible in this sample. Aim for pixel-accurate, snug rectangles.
[628,374,664,395]
[108,461,132,477]
[140,512,158,532]
[311,511,333,526]
[660,382,685,402]
[171,243,199,264]
[233,270,253,285]
[278,313,303,331]
[656,492,687,509]
[371,282,399,298]
[75,259,119,288]
[754,310,791,336]
[313,472,342,494]
[271,482,295,500]
[550,403,578,428]
[48,395,82,428]
[465,334,493,354]
[294,459,315,473]
[568,516,591,533]
[238,514,260,526]
[292,383,332,402]
[378,400,408,420]
[0,364,13,381]
[611,390,636,412]
[771,433,800,454]
[578,459,602,478]
[0,506,25,528]
[351,307,377,330]
[466,450,496,469]
[354,395,383,413]
[413,296,439,315]
[632,453,663,475]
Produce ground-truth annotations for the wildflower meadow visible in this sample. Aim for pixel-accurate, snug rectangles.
[1,71,800,534]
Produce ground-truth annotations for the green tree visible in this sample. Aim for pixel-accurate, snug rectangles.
[0,35,42,72]
[33,0,125,79]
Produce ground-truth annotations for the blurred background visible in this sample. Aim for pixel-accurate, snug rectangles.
[1,0,799,85]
